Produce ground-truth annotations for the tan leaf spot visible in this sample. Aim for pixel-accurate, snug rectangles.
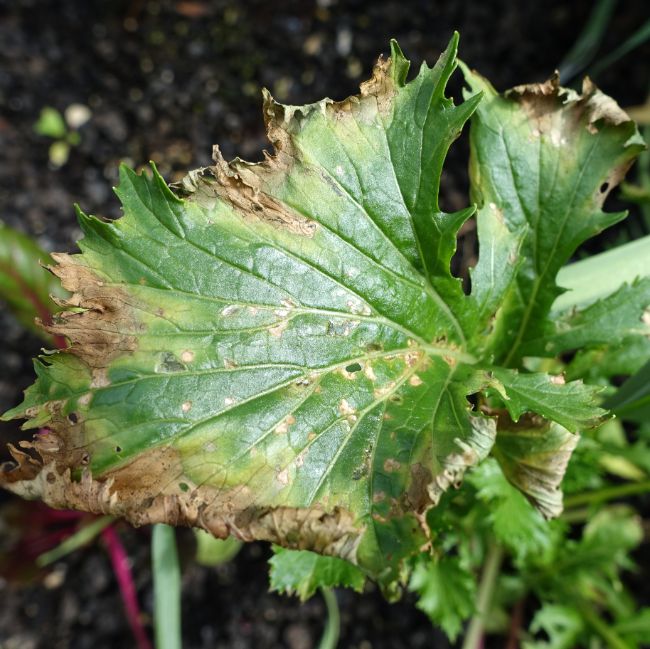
[383,458,401,473]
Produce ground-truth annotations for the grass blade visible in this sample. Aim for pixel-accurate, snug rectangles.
[590,19,650,78]
[559,0,617,82]
[36,515,114,567]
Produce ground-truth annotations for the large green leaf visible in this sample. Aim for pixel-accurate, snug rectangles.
[0,36,637,588]
[463,67,645,365]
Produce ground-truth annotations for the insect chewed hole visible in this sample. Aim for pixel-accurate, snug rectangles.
[600,182,609,193]
[115,445,122,453]
[345,362,362,373]
[67,412,78,424]
[179,482,190,492]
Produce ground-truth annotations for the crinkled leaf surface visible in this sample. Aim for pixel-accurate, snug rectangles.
[487,368,605,433]
[463,67,645,365]
[1,35,639,587]
[490,414,578,518]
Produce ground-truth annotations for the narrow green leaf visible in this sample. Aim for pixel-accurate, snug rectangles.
[36,515,114,567]
[269,547,365,601]
[604,360,650,423]
[589,19,650,78]
[554,235,650,312]
[0,222,68,338]
[318,588,341,649]
[152,524,182,649]
[558,0,617,82]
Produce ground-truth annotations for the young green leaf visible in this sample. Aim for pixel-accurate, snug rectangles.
[487,367,605,433]
[469,460,552,559]
[524,604,585,649]
[269,546,365,601]
[408,554,476,641]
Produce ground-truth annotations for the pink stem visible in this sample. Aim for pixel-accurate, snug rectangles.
[102,526,153,649]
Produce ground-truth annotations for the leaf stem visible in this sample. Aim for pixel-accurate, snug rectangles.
[580,604,632,649]
[462,544,503,649]
[103,525,154,649]
[563,479,650,509]
[318,588,340,649]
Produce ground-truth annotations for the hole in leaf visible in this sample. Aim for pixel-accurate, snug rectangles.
[366,342,383,352]
[179,482,190,492]
[115,446,122,453]
[68,412,78,424]
[600,182,609,193]
[345,362,362,373]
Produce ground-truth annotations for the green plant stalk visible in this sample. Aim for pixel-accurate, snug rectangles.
[560,506,592,524]
[580,604,632,649]
[589,19,650,78]
[36,515,114,566]
[318,588,340,649]
[152,525,182,649]
[461,544,503,649]
[563,479,650,509]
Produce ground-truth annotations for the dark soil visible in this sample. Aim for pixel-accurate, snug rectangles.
[1,1,649,648]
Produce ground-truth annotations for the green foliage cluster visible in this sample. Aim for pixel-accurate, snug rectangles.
[1,33,649,648]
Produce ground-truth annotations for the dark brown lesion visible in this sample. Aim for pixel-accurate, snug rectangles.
[44,254,138,368]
